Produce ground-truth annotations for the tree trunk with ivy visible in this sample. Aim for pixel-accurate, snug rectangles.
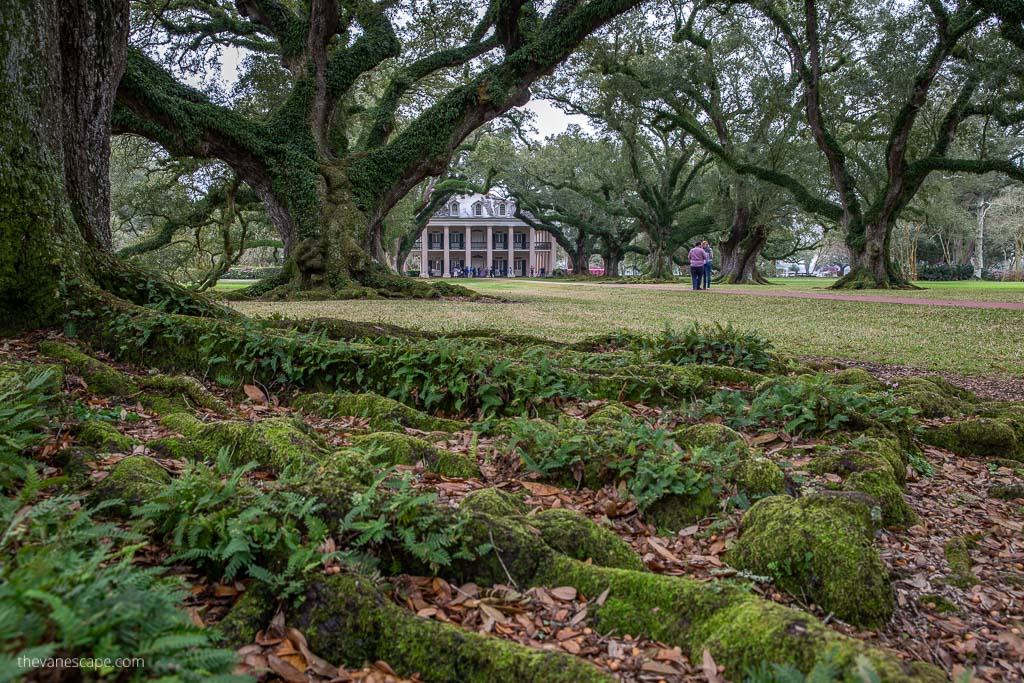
[113,0,640,299]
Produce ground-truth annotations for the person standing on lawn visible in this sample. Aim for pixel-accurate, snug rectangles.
[702,240,714,289]
[688,241,707,290]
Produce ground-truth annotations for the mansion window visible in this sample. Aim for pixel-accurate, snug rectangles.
[448,202,459,216]
[497,202,506,216]
[473,202,483,216]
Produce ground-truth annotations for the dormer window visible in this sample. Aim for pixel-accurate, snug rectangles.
[497,202,506,216]
[448,202,459,216]
[473,202,483,216]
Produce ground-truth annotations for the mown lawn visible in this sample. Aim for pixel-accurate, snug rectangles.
[231,279,1024,378]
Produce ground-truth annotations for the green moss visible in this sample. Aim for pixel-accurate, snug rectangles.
[943,537,979,589]
[849,435,908,484]
[899,375,974,401]
[138,373,231,415]
[844,469,917,528]
[461,487,529,518]
[645,485,720,532]
[530,508,645,571]
[38,340,137,397]
[727,495,893,627]
[293,449,374,527]
[160,413,326,472]
[587,401,634,426]
[802,448,917,528]
[77,420,134,452]
[988,482,1024,500]
[0,361,64,394]
[351,431,479,478]
[676,423,748,453]
[216,587,275,648]
[731,456,785,496]
[700,364,762,386]
[921,417,1021,461]
[894,388,959,419]
[86,456,171,517]
[292,392,465,432]
[51,447,99,492]
[145,437,204,461]
[829,367,881,388]
[591,364,706,404]
[918,594,960,614]
[290,574,613,683]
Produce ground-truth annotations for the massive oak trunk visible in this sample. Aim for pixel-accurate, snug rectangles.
[0,0,129,333]
[833,219,910,289]
[715,199,770,284]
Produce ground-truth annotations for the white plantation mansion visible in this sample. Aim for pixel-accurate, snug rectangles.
[415,193,555,277]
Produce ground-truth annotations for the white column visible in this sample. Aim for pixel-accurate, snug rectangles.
[465,226,471,277]
[420,228,429,277]
[486,227,493,276]
[507,226,515,277]
[529,227,536,278]
[442,225,451,277]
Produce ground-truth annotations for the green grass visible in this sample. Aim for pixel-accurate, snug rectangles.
[211,279,256,291]
[747,278,1024,303]
[231,280,1024,378]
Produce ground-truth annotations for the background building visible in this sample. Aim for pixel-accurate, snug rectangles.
[415,193,555,277]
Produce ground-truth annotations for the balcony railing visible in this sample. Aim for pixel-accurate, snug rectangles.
[450,239,465,249]
[428,240,443,250]
[470,241,487,249]
[534,241,552,251]
[492,240,508,249]
[513,241,528,250]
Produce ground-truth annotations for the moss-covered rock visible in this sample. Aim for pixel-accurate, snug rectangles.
[829,367,882,388]
[138,373,231,415]
[38,340,137,397]
[288,574,614,683]
[587,401,635,426]
[51,447,99,491]
[0,361,64,395]
[351,431,479,478]
[894,388,959,419]
[160,413,326,471]
[806,450,915,527]
[921,417,1021,461]
[645,485,720,532]
[293,391,465,432]
[943,537,979,588]
[87,456,171,517]
[77,420,134,452]
[727,495,894,627]
[461,487,529,518]
[730,456,784,497]
[675,423,748,454]
[530,508,645,571]
[216,587,276,648]
[589,364,706,404]
[849,435,908,484]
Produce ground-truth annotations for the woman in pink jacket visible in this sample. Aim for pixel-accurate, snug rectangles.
[688,242,707,290]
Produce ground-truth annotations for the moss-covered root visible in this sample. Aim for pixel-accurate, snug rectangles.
[351,431,479,478]
[460,489,643,571]
[943,537,980,589]
[807,450,916,528]
[730,456,785,496]
[921,417,1021,461]
[86,456,170,517]
[38,340,137,397]
[138,373,232,415]
[529,509,645,572]
[222,575,614,683]
[292,392,465,432]
[449,512,939,681]
[77,420,134,452]
[159,413,326,471]
[727,495,894,627]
